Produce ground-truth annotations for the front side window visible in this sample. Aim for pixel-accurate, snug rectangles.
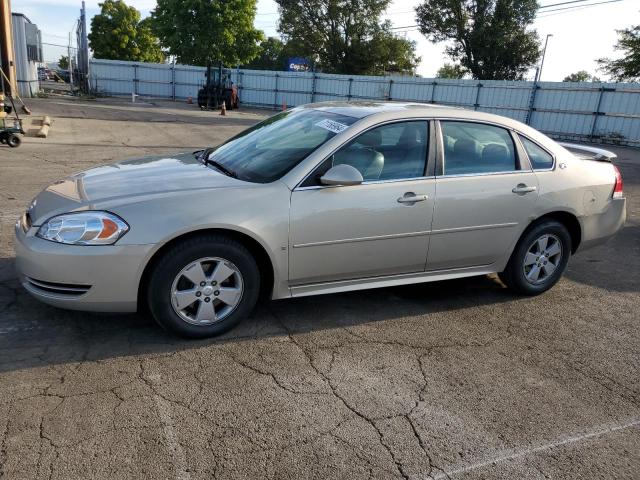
[206,109,358,183]
[441,121,518,176]
[519,135,554,170]
[329,121,429,182]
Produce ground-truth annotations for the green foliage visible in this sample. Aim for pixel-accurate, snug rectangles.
[244,37,287,70]
[597,25,640,82]
[416,0,540,80]
[562,70,599,82]
[151,0,263,66]
[89,0,164,63]
[275,0,419,75]
[58,55,69,70]
[436,63,467,79]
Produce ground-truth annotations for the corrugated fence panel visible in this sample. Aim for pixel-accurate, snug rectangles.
[89,59,640,146]
[173,65,206,99]
[136,63,172,98]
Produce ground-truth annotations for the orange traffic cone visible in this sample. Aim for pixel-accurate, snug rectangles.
[220,101,226,116]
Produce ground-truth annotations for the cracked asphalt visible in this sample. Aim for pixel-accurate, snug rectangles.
[0,97,638,480]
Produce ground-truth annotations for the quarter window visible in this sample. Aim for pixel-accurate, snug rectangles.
[441,121,518,176]
[519,135,554,170]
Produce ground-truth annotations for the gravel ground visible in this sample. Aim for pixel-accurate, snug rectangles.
[0,97,638,480]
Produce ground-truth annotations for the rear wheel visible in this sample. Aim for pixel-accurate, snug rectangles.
[147,235,260,338]
[499,220,571,295]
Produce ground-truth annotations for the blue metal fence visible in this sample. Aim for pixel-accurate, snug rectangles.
[90,58,640,147]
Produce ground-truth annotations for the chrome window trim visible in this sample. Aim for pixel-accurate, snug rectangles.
[517,133,557,172]
[293,118,434,191]
[437,170,528,179]
[295,175,436,191]
[436,119,526,178]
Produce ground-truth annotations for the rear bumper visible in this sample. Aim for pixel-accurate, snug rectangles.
[578,197,626,252]
[15,221,153,312]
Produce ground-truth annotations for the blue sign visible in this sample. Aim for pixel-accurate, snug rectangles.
[287,57,311,72]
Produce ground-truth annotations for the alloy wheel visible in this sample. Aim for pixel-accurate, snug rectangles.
[522,234,563,285]
[170,257,244,325]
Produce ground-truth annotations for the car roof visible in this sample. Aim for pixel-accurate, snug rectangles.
[299,101,462,119]
[296,100,560,154]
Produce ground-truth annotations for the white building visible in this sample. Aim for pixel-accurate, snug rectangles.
[11,13,42,97]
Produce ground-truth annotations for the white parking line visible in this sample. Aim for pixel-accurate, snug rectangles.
[150,373,191,480]
[427,417,640,479]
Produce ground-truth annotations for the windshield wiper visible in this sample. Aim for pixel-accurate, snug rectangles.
[206,159,238,178]
[196,147,238,178]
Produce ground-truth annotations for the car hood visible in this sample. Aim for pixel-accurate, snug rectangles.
[28,152,247,225]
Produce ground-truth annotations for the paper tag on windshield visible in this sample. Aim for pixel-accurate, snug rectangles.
[315,119,349,134]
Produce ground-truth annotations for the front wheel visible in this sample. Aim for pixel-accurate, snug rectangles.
[7,134,21,148]
[499,220,571,295]
[147,235,260,338]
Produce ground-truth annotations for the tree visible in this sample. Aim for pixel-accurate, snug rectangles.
[597,24,640,82]
[151,0,263,66]
[562,70,600,82]
[415,0,540,80]
[244,37,287,70]
[58,55,69,70]
[436,63,466,79]
[89,0,164,63]
[275,0,419,75]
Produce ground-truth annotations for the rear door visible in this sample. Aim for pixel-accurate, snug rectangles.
[427,120,539,271]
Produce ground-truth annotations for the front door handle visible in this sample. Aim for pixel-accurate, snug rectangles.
[397,192,428,204]
[512,184,537,194]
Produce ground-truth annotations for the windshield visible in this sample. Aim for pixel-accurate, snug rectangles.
[205,109,358,183]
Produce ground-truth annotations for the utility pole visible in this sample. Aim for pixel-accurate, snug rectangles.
[0,0,17,95]
[535,34,553,83]
[68,31,74,92]
[77,1,89,92]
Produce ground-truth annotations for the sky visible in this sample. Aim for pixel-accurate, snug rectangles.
[15,0,640,81]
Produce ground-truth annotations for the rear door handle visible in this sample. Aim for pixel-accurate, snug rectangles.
[512,184,537,194]
[397,193,428,204]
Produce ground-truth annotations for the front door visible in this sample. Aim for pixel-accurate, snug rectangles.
[427,120,539,270]
[289,120,435,285]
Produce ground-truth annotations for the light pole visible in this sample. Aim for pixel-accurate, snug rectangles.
[536,34,553,82]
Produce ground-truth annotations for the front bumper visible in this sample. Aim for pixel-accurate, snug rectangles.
[15,221,154,312]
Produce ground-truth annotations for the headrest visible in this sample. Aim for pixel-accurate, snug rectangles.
[399,123,424,145]
[453,138,477,156]
[482,143,510,161]
[358,129,382,148]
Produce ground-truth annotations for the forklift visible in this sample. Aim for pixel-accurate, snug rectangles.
[0,92,24,148]
[197,61,238,111]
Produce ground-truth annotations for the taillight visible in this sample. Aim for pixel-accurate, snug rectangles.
[613,165,623,199]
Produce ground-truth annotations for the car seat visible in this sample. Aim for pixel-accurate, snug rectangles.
[481,143,513,172]
[446,138,479,174]
[333,129,384,181]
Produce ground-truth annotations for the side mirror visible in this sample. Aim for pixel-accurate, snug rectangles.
[320,164,364,186]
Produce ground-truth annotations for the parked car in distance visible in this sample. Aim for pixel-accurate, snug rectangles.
[37,66,51,81]
[15,102,626,337]
[54,69,70,83]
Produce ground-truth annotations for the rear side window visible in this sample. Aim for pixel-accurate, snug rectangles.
[441,121,517,176]
[519,135,554,170]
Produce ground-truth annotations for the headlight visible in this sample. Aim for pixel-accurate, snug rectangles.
[36,211,129,245]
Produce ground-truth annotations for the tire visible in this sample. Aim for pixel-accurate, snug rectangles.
[0,133,6,144]
[146,235,260,338]
[7,134,21,148]
[499,220,571,296]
